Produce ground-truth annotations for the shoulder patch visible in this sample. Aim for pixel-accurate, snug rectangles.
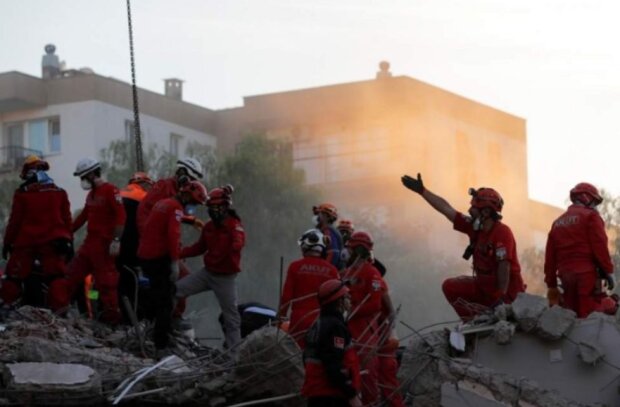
[371,279,382,291]
[333,336,345,349]
[495,246,507,261]
[175,209,183,222]
[235,226,245,232]
[115,194,123,204]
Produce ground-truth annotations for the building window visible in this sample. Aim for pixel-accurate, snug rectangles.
[28,120,47,154]
[170,133,182,157]
[48,118,61,153]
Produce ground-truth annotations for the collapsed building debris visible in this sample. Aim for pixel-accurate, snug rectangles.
[3,292,620,406]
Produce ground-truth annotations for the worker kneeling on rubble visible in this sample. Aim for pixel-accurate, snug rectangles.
[138,180,208,354]
[402,173,525,320]
[544,183,617,318]
[1,156,73,312]
[302,279,362,407]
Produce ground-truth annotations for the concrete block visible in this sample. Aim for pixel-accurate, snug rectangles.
[578,340,605,365]
[537,306,576,341]
[493,321,515,345]
[511,293,548,332]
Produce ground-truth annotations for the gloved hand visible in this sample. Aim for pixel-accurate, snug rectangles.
[547,287,561,306]
[192,217,205,231]
[109,239,121,257]
[603,273,616,291]
[2,244,11,260]
[170,260,180,283]
[401,173,425,194]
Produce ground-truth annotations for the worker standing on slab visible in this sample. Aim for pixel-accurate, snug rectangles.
[62,158,126,324]
[544,183,616,317]
[1,156,73,312]
[137,180,208,355]
[401,173,525,320]
[280,229,339,348]
[342,231,391,405]
[313,204,344,269]
[302,279,362,407]
[176,185,245,350]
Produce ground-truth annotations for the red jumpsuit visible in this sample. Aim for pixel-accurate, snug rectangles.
[62,182,126,324]
[2,182,72,311]
[442,212,525,320]
[344,260,387,405]
[136,177,189,317]
[544,204,614,318]
[279,256,339,348]
[137,198,184,349]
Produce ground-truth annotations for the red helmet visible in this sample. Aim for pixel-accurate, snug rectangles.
[180,181,208,205]
[570,182,602,206]
[129,171,154,185]
[207,184,234,207]
[337,219,355,234]
[346,231,374,251]
[20,155,50,179]
[469,187,504,213]
[313,203,338,221]
[318,279,349,306]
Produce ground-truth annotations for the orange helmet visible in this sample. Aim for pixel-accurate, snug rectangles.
[129,172,154,185]
[318,279,349,306]
[469,187,504,214]
[346,231,374,251]
[207,184,234,207]
[20,155,50,179]
[570,182,602,206]
[337,219,355,234]
[313,203,338,221]
[180,181,208,205]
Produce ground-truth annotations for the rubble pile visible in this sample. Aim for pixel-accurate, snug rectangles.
[0,306,303,406]
[397,293,620,406]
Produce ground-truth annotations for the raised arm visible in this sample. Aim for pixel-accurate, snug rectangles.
[401,173,457,222]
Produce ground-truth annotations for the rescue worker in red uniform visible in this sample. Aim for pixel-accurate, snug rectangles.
[342,231,394,405]
[62,158,126,324]
[1,156,72,311]
[280,229,339,348]
[402,173,525,320]
[544,183,616,318]
[313,204,344,269]
[177,185,246,350]
[337,220,355,246]
[136,157,204,320]
[117,172,154,323]
[137,181,208,355]
[302,279,362,407]
[137,157,204,233]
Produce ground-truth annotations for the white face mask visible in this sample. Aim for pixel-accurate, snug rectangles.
[80,179,93,190]
[341,248,351,264]
[312,215,320,225]
[472,217,482,231]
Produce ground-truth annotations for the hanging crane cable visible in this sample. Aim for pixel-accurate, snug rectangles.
[125,0,144,172]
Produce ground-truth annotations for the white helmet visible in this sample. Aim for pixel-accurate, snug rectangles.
[73,157,101,177]
[177,157,203,180]
[298,229,326,253]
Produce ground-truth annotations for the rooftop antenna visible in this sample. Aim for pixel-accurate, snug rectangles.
[126,0,144,172]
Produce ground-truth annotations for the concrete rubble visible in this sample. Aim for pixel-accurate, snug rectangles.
[2,296,620,406]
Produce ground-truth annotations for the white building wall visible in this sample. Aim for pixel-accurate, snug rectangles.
[0,100,216,210]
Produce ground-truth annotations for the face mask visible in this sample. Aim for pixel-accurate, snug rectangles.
[184,204,197,216]
[341,248,351,264]
[312,215,320,225]
[177,174,190,187]
[472,217,482,231]
[208,208,225,223]
[80,179,93,190]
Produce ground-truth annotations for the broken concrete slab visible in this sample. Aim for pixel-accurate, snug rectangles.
[511,293,548,332]
[493,321,515,345]
[537,306,576,341]
[493,304,513,321]
[577,340,605,365]
[440,381,505,406]
[3,362,101,406]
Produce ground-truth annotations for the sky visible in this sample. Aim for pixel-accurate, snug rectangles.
[2,0,619,208]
